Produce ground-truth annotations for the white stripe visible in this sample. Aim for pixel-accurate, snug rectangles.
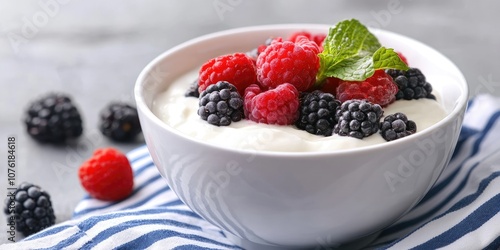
[92,220,228,249]
[389,176,500,249]
[126,145,150,160]
[440,211,500,250]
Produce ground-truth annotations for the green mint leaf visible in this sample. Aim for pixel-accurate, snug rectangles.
[372,47,409,71]
[316,19,409,85]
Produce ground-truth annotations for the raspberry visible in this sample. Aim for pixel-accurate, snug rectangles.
[334,99,383,139]
[24,93,83,143]
[198,53,257,95]
[244,83,299,125]
[287,31,326,48]
[256,36,320,91]
[397,52,409,65]
[296,90,341,136]
[78,148,134,201]
[99,103,141,142]
[3,182,55,236]
[380,112,417,141]
[386,68,435,100]
[198,81,244,126]
[336,70,398,106]
[317,77,342,96]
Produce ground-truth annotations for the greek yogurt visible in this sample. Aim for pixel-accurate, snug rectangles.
[152,70,447,153]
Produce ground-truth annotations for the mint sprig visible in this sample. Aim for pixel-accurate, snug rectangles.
[316,19,409,86]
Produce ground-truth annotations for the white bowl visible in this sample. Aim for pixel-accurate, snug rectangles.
[134,24,468,249]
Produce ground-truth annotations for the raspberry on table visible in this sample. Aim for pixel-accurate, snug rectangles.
[3,182,56,236]
[336,70,398,107]
[198,81,244,126]
[24,93,83,143]
[296,90,341,136]
[78,148,134,201]
[334,99,384,139]
[99,103,142,142]
[198,53,256,95]
[380,112,417,141]
[244,83,299,125]
[386,68,435,100]
[256,36,320,92]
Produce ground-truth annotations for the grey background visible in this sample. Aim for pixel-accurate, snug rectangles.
[0,0,498,244]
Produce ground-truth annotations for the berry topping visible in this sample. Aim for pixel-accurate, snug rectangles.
[336,70,398,106]
[244,83,299,125]
[198,53,257,95]
[3,182,56,236]
[78,148,134,201]
[296,91,341,136]
[24,93,83,143]
[380,112,417,141]
[386,68,435,100]
[287,31,326,48]
[99,103,142,142]
[185,79,200,98]
[256,36,320,91]
[198,81,244,126]
[334,99,383,139]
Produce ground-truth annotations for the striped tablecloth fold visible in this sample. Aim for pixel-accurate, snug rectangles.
[4,94,500,250]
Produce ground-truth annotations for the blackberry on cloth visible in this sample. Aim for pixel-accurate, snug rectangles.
[99,103,142,142]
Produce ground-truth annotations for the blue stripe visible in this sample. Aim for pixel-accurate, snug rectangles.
[37,230,86,250]
[483,235,500,250]
[73,174,163,217]
[114,229,240,249]
[413,193,500,250]
[134,161,155,177]
[24,225,73,241]
[452,126,478,159]
[385,171,500,249]
[46,208,205,249]
[379,111,500,238]
[82,219,203,249]
[420,111,500,205]
[122,185,171,210]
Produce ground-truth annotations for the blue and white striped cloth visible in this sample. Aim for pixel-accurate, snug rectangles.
[4,94,500,250]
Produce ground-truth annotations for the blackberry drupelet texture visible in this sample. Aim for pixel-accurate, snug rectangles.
[99,103,142,142]
[3,182,56,236]
[185,79,200,98]
[198,81,244,126]
[24,93,83,143]
[386,68,435,100]
[296,90,341,136]
[334,99,384,139]
[380,112,417,141]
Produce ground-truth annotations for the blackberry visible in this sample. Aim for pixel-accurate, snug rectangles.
[185,79,200,98]
[3,182,56,236]
[99,103,142,142]
[380,112,417,141]
[386,68,435,100]
[198,81,244,126]
[333,99,383,139]
[24,93,83,143]
[295,90,341,136]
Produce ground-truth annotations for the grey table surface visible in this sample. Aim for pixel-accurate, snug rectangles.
[0,0,498,245]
